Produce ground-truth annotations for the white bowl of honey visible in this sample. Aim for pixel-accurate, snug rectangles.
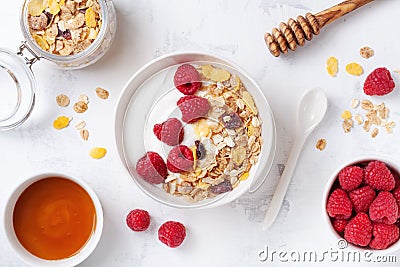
[4,173,103,267]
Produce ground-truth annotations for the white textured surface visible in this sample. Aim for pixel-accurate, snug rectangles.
[1,0,400,266]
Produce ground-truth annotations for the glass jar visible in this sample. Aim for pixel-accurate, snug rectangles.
[0,0,116,131]
[20,0,116,69]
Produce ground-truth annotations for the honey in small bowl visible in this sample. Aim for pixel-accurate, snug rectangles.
[13,177,96,260]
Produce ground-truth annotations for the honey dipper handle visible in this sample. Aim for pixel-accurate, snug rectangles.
[264,0,375,57]
[315,0,375,28]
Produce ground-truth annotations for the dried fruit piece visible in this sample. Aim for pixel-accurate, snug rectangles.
[316,138,327,151]
[85,7,97,28]
[195,140,206,160]
[210,68,231,82]
[242,91,258,115]
[326,56,338,77]
[96,87,109,99]
[56,94,70,107]
[221,112,243,129]
[346,62,364,76]
[28,0,48,16]
[53,116,70,130]
[80,129,89,141]
[73,101,88,113]
[360,46,374,59]
[89,147,107,159]
[209,180,233,194]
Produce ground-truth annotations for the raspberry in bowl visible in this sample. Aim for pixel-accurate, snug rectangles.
[115,52,276,208]
[323,157,400,253]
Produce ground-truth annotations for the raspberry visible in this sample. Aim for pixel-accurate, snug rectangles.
[369,223,400,250]
[126,209,150,232]
[135,152,167,184]
[332,219,348,233]
[364,161,395,191]
[177,95,210,123]
[338,165,364,191]
[349,185,376,213]
[369,191,398,224]
[344,212,372,247]
[158,221,186,248]
[392,187,400,217]
[153,118,184,146]
[363,67,395,96]
[173,64,201,95]
[326,189,353,219]
[167,145,194,173]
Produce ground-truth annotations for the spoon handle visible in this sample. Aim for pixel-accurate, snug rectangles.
[262,136,306,230]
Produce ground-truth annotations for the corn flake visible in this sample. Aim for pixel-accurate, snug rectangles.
[346,62,364,76]
[28,0,47,16]
[85,7,97,28]
[89,147,107,159]
[33,35,49,50]
[53,116,70,130]
[48,0,61,15]
[341,110,352,120]
[201,65,214,79]
[210,68,231,82]
[326,56,338,77]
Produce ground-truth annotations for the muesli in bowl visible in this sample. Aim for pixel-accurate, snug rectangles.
[115,52,276,208]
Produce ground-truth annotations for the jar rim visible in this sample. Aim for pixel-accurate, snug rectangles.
[20,0,109,62]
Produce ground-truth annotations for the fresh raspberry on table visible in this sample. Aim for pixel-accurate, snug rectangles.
[344,212,372,247]
[174,64,202,95]
[158,221,186,248]
[363,67,395,96]
[338,165,364,191]
[153,118,184,146]
[364,161,395,191]
[333,219,348,233]
[126,209,150,232]
[135,152,167,184]
[177,95,210,123]
[369,191,398,224]
[348,185,376,213]
[369,223,400,250]
[167,145,194,173]
[326,189,353,219]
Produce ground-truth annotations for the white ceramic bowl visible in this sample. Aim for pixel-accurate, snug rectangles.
[115,51,276,209]
[4,173,103,267]
[323,156,400,254]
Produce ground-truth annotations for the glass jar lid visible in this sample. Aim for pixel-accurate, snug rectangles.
[0,48,36,130]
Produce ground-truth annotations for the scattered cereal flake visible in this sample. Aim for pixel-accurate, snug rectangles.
[394,69,400,74]
[33,35,49,50]
[85,7,97,28]
[56,94,70,107]
[78,94,89,104]
[341,110,352,120]
[95,87,109,99]
[342,119,353,133]
[242,91,258,115]
[346,62,364,76]
[210,68,231,82]
[350,98,360,109]
[316,138,327,151]
[75,120,86,130]
[355,114,363,125]
[371,128,379,138]
[28,0,47,16]
[326,56,338,77]
[73,101,88,113]
[361,99,373,111]
[89,147,106,159]
[80,129,89,141]
[53,116,70,130]
[48,0,61,15]
[363,120,371,132]
[360,46,374,59]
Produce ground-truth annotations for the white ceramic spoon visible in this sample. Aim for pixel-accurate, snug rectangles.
[262,88,328,230]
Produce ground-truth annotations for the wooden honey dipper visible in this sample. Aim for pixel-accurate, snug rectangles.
[264,0,374,57]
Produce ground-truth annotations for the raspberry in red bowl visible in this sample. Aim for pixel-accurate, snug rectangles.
[323,157,400,252]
